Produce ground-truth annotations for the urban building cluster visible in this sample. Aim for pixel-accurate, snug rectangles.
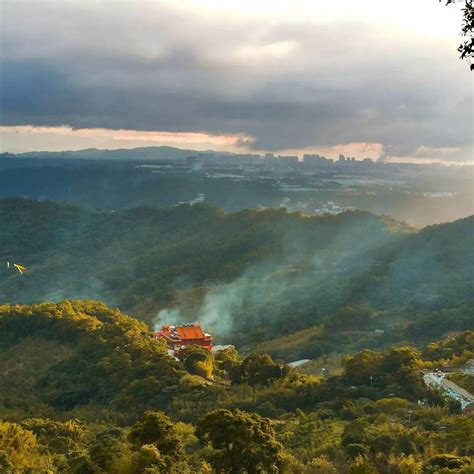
[186,152,378,174]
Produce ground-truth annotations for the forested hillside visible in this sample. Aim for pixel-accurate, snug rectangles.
[0,302,472,473]
[0,198,472,357]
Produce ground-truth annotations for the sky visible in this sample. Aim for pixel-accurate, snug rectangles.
[0,0,472,162]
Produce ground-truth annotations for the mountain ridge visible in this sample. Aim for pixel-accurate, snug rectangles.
[0,197,472,357]
[1,145,238,161]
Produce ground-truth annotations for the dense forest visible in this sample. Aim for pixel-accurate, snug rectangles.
[0,301,472,473]
[0,198,472,359]
[0,198,472,472]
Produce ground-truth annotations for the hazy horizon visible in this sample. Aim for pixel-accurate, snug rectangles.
[3,141,474,166]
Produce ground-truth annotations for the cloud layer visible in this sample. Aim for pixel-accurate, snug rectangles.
[1,0,472,160]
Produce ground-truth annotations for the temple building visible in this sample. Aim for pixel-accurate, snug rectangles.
[155,322,213,356]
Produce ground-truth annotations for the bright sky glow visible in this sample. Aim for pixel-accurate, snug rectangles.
[165,0,460,36]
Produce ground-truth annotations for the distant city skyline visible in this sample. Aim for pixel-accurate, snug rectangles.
[1,0,472,163]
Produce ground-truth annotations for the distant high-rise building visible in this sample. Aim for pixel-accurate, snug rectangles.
[277,155,299,169]
[303,154,333,169]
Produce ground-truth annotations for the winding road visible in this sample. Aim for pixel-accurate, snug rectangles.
[423,371,474,411]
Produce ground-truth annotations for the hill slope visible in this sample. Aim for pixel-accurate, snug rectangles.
[1,301,472,473]
[0,300,185,420]
[0,198,472,355]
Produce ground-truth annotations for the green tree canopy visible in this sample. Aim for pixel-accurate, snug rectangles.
[179,345,214,379]
[196,409,283,474]
[129,411,184,462]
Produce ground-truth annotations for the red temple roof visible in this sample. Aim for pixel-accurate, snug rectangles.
[175,324,205,340]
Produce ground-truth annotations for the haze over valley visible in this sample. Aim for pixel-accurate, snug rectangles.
[1,147,472,227]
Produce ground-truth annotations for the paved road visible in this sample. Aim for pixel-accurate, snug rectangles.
[423,372,474,410]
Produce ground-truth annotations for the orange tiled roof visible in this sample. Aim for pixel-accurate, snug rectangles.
[176,325,205,340]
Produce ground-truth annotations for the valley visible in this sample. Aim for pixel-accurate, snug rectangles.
[1,197,472,361]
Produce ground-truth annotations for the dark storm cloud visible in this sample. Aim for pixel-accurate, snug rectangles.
[1,0,472,159]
